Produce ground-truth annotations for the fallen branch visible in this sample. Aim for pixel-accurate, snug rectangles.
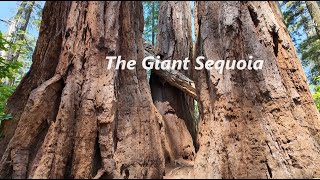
[144,42,198,100]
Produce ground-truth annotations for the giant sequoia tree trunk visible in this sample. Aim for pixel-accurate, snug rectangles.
[0,1,166,179]
[150,1,196,166]
[193,1,320,178]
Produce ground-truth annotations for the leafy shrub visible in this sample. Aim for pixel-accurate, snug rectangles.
[0,31,22,121]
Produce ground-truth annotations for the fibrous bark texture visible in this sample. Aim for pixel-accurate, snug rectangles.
[0,0,71,164]
[1,1,320,179]
[150,1,196,166]
[194,1,320,178]
[0,1,166,179]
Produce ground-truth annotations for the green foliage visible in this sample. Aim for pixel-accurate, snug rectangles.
[299,36,320,84]
[282,1,312,43]
[143,1,159,81]
[0,2,43,124]
[0,32,21,121]
[143,1,160,45]
[0,32,23,81]
[312,76,320,110]
[282,1,320,111]
[7,29,36,77]
[0,84,14,122]
[4,1,43,83]
[31,2,44,30]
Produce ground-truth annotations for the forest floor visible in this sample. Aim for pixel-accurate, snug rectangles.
[163,159,194,179]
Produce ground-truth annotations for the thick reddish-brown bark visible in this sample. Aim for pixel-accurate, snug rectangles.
[1,1,320,179]
[193,1,320,178]
[0,2,165,179]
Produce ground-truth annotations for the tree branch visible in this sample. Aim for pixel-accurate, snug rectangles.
[144,42,198,100]
[0,19,11,24]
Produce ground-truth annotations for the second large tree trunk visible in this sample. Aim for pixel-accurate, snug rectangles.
[194,1,320,179]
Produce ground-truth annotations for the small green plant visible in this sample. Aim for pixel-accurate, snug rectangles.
[0,31,22,122]
[0,32,23,79]
[0,84,14,122]
[312,76,320,111]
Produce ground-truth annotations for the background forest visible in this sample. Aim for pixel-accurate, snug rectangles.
[0,1,319,121]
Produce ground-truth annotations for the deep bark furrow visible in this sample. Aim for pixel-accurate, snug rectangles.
[194,1,320,178]
[95,2,120,178]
